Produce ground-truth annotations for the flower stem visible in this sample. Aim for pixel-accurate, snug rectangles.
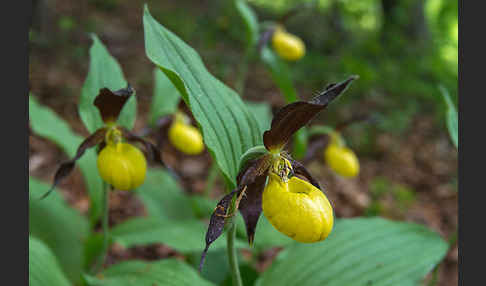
[93,183,110,273]
[227,221,243,286]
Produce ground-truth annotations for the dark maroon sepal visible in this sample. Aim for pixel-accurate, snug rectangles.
[94,85,134,123]
[41,128,107,199]
[263,76,358,151]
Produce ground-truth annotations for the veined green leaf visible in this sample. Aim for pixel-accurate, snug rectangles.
[235,213,294,251]
[135,169,195,219]
[143,5,262,187]
[84,259,215,286]
[440,85,458,148]
[29,178,90,284]
[110,216,245,253]
[245,100,272,134]
[149,67,180,126]
[235,0,259,48]
[257,217,449,286]
[29,236,71,286]
[79,34,136,133]
[29,95,103,223]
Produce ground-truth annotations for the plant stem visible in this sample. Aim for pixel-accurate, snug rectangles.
[93,183,110,273]
[227,221,243,286]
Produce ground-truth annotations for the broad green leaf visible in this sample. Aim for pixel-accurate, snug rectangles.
[187,249,257,286]
[82,232,110,271]
[29,95,103,223]
[29,178,90,284]
[111,216,245,253]
[84,259,215,286]
[260,47,298,103]
[440,85,458,148]
[257,217,449,286]
[149,67,180,126]
[29,236,71,286]
[187,249,231,285]
[245,100,272,134]
[235,213,294,251]
[135,169,195,219]
[190,195,219,218]
[143,5,262,187]
[79,34,136,133]
[235,0,259,48]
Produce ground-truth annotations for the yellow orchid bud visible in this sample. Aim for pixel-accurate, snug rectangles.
[324,143,360,178]
[272,27,306,61]
[97,142,147,191]
[262,158,334,243]
[168,114,204,155]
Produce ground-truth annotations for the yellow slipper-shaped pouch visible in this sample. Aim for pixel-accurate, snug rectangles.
[262,172,334,243]
[97,142,147,191]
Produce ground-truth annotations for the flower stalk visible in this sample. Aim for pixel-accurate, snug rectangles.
[93,182,111,273]
[226,205,243,286]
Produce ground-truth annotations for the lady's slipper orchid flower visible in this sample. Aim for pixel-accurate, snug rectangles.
[42,85,166,198]
[324,132,360,178]
[271,26,306,61]
[199,75,358,271]
[168,112,204,155]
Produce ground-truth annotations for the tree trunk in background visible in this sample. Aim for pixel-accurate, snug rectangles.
[381,0,429,48]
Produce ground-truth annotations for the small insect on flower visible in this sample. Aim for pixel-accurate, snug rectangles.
[168,112,204,155]
[41,85,166,198]
[199,75,358,272]
[271,26,306,61]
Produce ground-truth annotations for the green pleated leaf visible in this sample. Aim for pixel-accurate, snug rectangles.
[440,86,458,148]
[29,95,103,223]
[235,213,294,251]
[79,34,136,133]
[149,67,180,126]
[260,47,298,103]
[188,249,231,285]
[190,195,220,218]
[29,178,90,284]
[135,169,195,219]
[111,216,245,253]
[29,236,71,286]
[143,5,262,187]
[235,0,259,48]
[257,217,449,286]
[84,259,215,286]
